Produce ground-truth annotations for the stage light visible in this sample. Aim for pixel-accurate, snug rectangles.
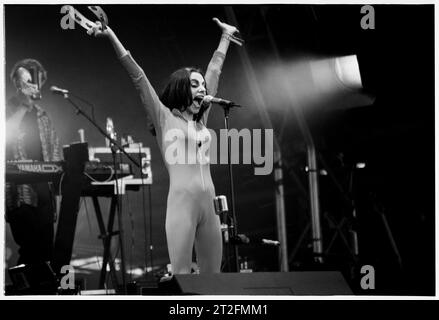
[309,55,362,92]
[309,54,374,110]
[256,54,374,115]
[356,162,366,169]
[334,55,363,90]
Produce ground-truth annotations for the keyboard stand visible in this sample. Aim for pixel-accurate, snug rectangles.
[90,194,120,290]
[83,179,142,291]
[82,182,128,291]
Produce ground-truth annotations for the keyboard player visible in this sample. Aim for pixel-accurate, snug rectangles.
[5,59,62,268]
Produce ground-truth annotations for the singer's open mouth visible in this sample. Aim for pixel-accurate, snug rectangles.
[193,95,204,107]
[194,95,204,102]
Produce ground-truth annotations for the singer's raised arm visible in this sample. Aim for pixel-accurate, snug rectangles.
[88,23,167,139]
[202,18,240,125]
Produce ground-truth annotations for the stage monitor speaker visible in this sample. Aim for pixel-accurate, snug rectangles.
[161,271,353,295]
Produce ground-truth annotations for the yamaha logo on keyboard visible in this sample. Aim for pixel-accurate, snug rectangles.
[17,163,63,173]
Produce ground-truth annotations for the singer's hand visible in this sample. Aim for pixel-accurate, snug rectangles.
[213,17,239,36]
[87,21,113,38]
[87,21,127,58]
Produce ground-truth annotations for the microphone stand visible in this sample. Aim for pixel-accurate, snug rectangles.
[60,92,140,295]
[222,103,240,273]
[62,94,140,168]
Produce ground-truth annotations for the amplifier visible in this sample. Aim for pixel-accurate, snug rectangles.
[89,146,152,187]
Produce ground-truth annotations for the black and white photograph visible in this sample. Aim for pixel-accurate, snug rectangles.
[2,2,436,301]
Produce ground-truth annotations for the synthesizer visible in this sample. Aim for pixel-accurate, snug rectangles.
[6,160,132,184]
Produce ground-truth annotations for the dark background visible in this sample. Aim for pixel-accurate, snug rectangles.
[3,4,435,295]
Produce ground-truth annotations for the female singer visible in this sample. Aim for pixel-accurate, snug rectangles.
[87,17,240,274]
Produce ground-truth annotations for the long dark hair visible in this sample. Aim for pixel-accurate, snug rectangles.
[160,67,209,122]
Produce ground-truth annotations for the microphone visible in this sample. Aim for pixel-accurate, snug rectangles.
[50,86,69,95]
[202,95,240,107]
[230,234,280,246]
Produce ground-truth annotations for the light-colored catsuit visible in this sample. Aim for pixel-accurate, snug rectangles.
[120,50,226,273]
